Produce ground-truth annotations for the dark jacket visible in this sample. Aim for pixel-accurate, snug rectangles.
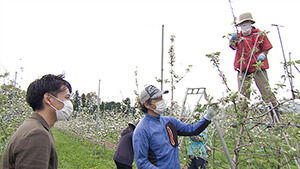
[113,128,134,166]
[1,113,57,169]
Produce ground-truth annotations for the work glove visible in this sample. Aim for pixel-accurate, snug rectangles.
[231,33,238,42]
[257,53,266,61]
[204,105,218,121]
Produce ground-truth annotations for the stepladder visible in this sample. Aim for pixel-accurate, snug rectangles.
[179,87,208,121]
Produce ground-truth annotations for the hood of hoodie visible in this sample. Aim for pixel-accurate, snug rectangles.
[121,128,133,136]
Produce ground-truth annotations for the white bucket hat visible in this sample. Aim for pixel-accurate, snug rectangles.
[237,12,255,25]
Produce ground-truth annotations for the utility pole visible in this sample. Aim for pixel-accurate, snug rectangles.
[272,24,295,99]
[161,24,164,91]
[95,79,101,157]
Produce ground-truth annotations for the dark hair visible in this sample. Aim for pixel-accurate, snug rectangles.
[139,99,152,113]
[26,74,72,111]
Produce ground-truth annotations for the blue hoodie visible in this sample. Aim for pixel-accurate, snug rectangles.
[133,113,211,169]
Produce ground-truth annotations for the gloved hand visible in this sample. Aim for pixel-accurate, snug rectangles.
[257,53,266,61]
[204,105,218,121]
[231,33,238,41]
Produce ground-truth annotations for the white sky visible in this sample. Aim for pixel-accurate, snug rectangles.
[0,0,299,105]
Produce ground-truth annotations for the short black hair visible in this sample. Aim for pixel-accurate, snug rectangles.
[26,74,72,111]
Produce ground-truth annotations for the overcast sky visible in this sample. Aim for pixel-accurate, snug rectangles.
[0,0,299,106]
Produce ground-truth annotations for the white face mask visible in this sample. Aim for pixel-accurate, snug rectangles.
[50,95,73,121]
[152,100,166,115]
[240,22,252,36]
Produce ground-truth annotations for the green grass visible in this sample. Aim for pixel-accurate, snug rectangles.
[52,129,116,169]
[53,128,298,169]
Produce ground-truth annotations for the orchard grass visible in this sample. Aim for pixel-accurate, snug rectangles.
[52,129,116,169]
[54,128,298,169]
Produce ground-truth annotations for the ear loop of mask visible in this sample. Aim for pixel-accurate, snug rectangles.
[49,94,63,111]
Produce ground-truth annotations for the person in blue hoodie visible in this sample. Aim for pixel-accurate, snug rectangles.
[113,122,136,169]
[132,85,217,169]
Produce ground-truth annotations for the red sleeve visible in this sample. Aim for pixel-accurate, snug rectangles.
[261,33,273,51]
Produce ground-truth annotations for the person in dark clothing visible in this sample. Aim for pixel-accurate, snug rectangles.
[113,122,136,169]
